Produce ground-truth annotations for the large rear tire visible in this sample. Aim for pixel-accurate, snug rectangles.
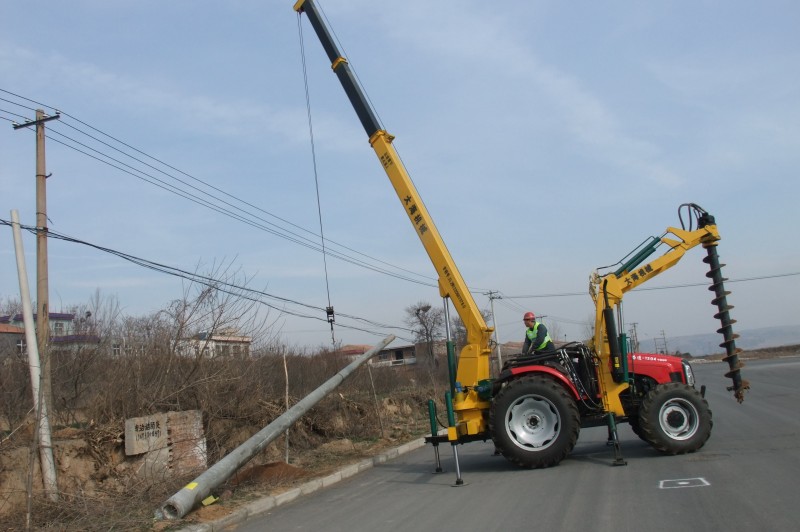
[489,375,580,468]
[638,382,712,454]
[628,417,647,442]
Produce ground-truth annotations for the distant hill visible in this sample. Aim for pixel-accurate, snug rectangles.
[656,325,800,356]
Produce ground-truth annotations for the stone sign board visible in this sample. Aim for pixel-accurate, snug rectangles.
[124,410,207,476]
[125,413,168,456]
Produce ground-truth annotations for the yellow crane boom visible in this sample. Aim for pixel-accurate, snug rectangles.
[294,0,494,436]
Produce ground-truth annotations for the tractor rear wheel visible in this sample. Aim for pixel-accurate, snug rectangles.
[638,382,712,454]
[628,417,647,442]
[489,375,580,468]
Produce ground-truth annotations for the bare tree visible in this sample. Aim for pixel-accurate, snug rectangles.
[546,320,563,345]
[403,301,443,368]
[583,313,596,343]
[69,289,121,341]
[2,285,461,528]
[41,260,284,426]
[0,296,22,317]
[147,260,276,406]
[449,306,493,353]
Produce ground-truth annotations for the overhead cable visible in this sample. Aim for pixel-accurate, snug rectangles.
[0,218,415,341]
[1,88,438,289]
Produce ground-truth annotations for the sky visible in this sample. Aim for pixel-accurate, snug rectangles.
[1,0,798,354]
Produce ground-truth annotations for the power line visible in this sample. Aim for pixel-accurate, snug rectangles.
[0,106,31,121]
[635,271,800,289]
[501,272,800,299]
[2,89,505,301]
[0,218,416,342]
[49,126,439,286]
[502,290,585,299]
[1,88,439,289]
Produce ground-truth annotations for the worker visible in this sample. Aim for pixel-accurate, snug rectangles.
[522,311,556,356]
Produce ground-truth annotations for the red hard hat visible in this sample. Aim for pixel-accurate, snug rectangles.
[523,312,536,320]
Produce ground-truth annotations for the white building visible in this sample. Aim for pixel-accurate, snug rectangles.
[180,329,252,359]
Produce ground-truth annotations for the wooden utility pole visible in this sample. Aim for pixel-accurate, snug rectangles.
[14,109,60,413]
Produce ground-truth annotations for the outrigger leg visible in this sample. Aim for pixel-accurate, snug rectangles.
[607,413,627,466]
[427,400,443,473]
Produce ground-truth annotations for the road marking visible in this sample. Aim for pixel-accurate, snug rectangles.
[659,477,710,489]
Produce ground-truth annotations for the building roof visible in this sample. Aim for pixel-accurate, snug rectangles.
[338,344,372,356]
[0,323,25,334]
[191,331,252,343]
[339,343,416,356]
[0,312,75,323]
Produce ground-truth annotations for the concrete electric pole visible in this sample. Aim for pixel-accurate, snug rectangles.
[14,109,60,413]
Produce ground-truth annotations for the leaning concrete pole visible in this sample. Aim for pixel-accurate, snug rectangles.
[156,335,395,520]
[10,210,58,501]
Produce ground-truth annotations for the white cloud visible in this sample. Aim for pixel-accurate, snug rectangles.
[366,3,684,188]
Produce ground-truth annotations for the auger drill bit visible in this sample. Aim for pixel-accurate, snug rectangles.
[703,241,749,403]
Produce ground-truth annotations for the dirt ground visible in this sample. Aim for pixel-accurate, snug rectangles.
[0,392,434,530]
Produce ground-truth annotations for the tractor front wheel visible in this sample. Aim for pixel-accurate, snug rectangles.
[638,382,712,454]
[489,375,580,468]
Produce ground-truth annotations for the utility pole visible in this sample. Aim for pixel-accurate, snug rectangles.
[629,322,640,353]
[653,329,668,355]
[487,291,503,372]
[10,210,58,502]
[14,109,60,414]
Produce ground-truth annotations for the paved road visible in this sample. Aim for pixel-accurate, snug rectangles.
[236,357,800,532]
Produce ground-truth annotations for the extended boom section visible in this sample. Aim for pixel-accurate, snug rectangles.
[295,0,494,437]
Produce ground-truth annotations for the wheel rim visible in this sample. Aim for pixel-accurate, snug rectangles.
[505,394,561,450]
[658,398,699,440]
